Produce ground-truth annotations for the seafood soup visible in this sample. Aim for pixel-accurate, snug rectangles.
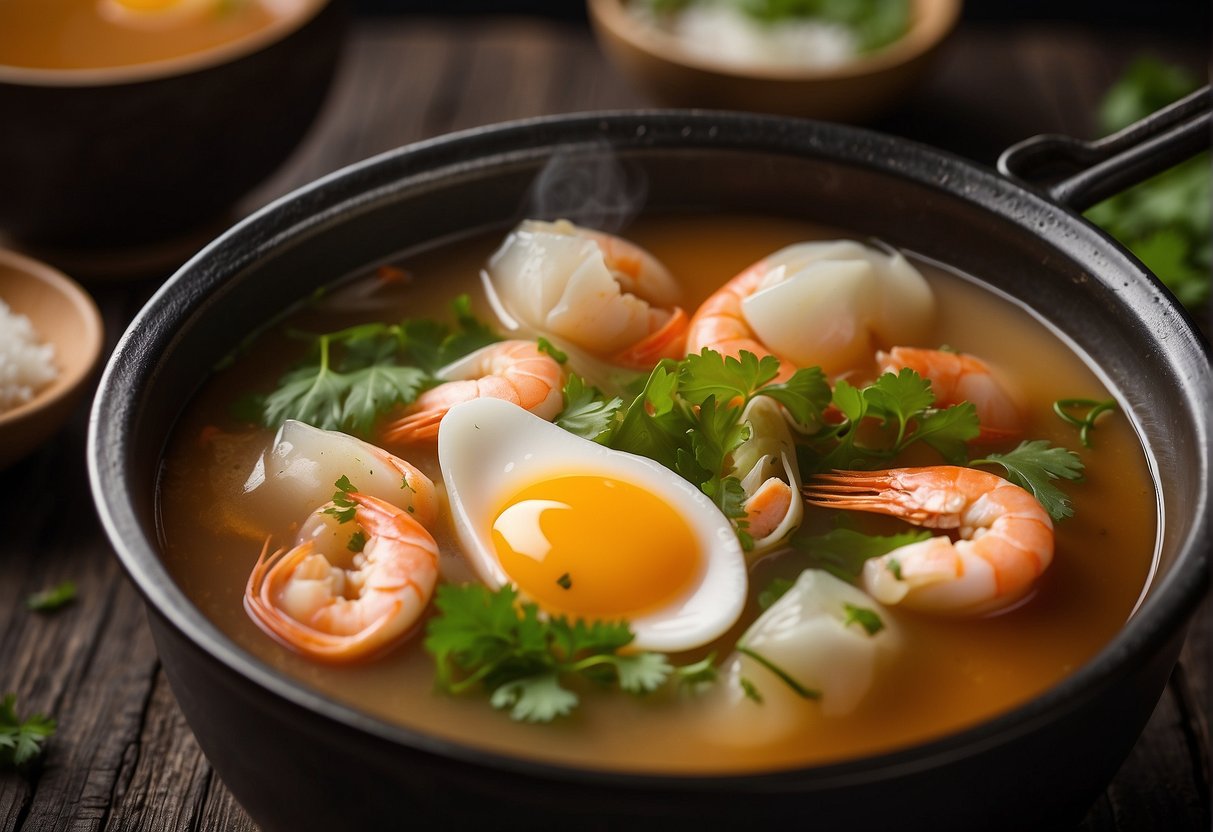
[158,214,1156,773]
[0,0,320,70]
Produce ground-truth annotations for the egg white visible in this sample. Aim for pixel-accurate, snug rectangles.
[437,397,747,653]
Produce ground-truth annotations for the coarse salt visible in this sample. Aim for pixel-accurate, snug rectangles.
[0,298,58,413]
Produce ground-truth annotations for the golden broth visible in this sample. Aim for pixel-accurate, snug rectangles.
[0,0,317,70]
[158,215,1156,773]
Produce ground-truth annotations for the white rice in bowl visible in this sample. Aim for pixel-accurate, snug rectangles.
[0,298,58,413]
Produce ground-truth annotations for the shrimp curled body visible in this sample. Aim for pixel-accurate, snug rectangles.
[383,340,565,444]
[804,466,1053,616]
[245,492,440,662]
[877,347,1022,443]
[686,240,935,378]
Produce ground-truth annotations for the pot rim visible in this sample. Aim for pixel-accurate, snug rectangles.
[88,109,1211,791]
[0,0,331,88]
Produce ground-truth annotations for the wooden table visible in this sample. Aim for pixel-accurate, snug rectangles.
[2,16,1208,831]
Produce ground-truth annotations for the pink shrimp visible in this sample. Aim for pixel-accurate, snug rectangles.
[686,259,797,382]
[804,466,1053,616]
[877,347,1022,443]
[245,492,439,662]
[382,340,565,445]
[686,241,935,378]
[484,219,689,371]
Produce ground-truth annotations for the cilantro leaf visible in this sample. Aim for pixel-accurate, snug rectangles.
[678,349,779,405]
[26,581,77,612]
[914,402,980,464]
[425,584,712,722]
[339,365,428,437]
[842,603,885,636]
[761,366,831,429]
[0,694,56,769]
[490,674,578,723]
[322,476,359,523]
[608,653,674,693]
[555,374,622,442]
[793,527,933,581]
[536,337,567,364]
[261,353,349,433]
[864,368,935,440]
[971,440,1085,521]
[250,293,497,436]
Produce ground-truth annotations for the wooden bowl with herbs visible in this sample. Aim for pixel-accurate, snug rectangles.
[588,0,962,120]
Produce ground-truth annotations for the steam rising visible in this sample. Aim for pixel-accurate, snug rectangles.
[523,142,648,233]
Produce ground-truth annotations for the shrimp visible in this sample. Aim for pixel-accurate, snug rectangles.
[482,219,688,379]
[245,491,439,662]
[382,340,564,444]
[731,397,804,557]
[686,240,935,377]
[804,466,1053,616]
[877,347,1022,442]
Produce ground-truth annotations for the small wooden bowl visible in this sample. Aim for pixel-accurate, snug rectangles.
[588,0,962,121]
[0,250,103,468]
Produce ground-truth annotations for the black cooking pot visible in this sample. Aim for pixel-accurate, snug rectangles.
[88,98,1210,831]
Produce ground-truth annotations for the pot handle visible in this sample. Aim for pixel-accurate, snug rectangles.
[997,85,1210,211]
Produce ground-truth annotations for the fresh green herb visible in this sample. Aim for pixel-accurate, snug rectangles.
[677,349,830,430]
[887,558,903,581]
[0,695,56,769]
[347,530,368,553]
[556,573,573,590]
[250,294,499,436]
[322,475,358,524]
[1053,398,1117,448]
[260,328,429,437]
[802,369,980,473]
[536,337,568,364]
[740,677,764,704]
[757,576,796,610]
[792,527,932,581]
[425,584,709,723]
[737,646,821,700]
[675,654,719,692]
[606,350,828,548]
[1086,57,1209,311]
[26,581,77,612]
[842,603,884,636]
[971,440,1085,521]
[554,374,623,442]
[737,0,911,52]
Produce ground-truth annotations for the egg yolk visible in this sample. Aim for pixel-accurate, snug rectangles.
[491,475,701,618]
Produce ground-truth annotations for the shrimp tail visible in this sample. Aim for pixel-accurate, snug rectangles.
[612,307,689,369]
[382,409,445,445]
[804,470,937,525]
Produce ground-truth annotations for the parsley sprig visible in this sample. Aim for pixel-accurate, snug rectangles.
[971,440,1085,521]
[425,585,715,723]
[0,695,56,769]
[802,368,980,471]
[243,295,499,437]
[567,350,830,548]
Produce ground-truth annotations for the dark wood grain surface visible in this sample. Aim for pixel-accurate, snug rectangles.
[1,16,1208,831]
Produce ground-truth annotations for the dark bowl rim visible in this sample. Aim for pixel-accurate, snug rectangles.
[88,108,1211,791]
[0,0,332,88]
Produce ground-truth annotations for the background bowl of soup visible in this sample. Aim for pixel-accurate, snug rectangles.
[587,0,962,120]
[89,111,1209,830]
[0,0,344,257]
